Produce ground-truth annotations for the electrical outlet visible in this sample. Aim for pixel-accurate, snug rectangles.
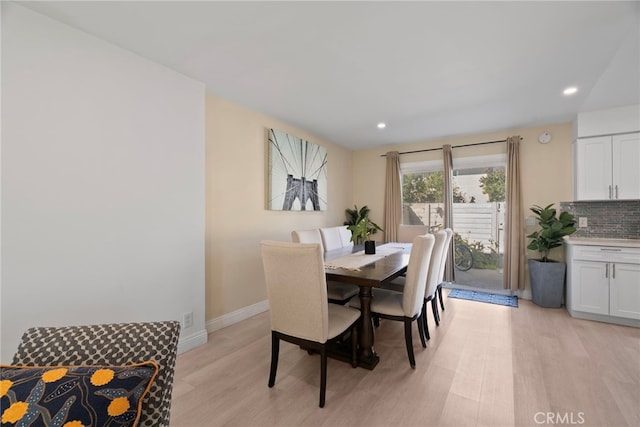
[182,312,193,329]
[578,217,588,228]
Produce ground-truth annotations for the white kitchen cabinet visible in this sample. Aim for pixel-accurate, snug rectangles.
[570,260,610,315]
[566,239,640,326]
[609,262,640,319]
[575,132,640,200]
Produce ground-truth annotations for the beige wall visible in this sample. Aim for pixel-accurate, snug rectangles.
[205,93,353,321]
[352,122,575,290]
[206,91,576,314]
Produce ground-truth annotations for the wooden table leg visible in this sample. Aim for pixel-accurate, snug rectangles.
[357,286,379,369]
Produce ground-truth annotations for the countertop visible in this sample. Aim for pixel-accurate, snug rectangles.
[563,236,640,248]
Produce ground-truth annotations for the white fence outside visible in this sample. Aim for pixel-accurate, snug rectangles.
[403,202,505,254]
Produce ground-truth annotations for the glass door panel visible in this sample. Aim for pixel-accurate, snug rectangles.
[451,167,505,291]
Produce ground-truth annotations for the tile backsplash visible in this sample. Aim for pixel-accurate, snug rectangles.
[560,200,640,239]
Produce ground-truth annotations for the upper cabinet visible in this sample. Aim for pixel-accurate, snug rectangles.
[575,133,640,200]
[574,105,640,201]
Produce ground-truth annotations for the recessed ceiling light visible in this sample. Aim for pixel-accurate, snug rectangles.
[563,86,578,96]
[377,122,386,129]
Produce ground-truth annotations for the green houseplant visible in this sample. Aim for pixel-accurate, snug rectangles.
[526,203,577,307]
[344,205,383,245]
[346,215,383,254]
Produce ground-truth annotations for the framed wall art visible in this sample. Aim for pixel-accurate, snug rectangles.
[267,128,327,211]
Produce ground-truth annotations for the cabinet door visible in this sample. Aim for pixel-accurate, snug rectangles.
[609,263,640,319]
[575,136,612,200]
[612,133,640,200]
[572,260,609,315]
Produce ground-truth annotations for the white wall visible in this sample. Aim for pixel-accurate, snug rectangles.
[1,4,206,362]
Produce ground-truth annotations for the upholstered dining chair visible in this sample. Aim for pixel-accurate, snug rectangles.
[292,229,359,305]
[436,228,454,313]
[261,240,361,407]
[350,234,435,368]
[10,321,181,426]
[319,226,348,251]
[338,225,354,248]
[420,230,448,340]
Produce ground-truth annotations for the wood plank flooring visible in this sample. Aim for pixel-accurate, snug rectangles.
[171,293,640,426]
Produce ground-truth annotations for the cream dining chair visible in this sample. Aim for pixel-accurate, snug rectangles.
[349,234,435,368]
[319,226,343,251]
[261,240,361,407]
[291,229,359,305]
[420,229,448,340]
[435,228,454,314]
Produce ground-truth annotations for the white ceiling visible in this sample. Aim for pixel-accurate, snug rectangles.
[18,1,640,150]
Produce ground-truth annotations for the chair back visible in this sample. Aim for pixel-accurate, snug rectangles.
[261,241,329,343]
[338,226,354,247]
[320,227,344,251]
[292,229,325,252]
[402,234,435,317]
[438,228,454,284]
[12,321,181,427]
[397,224,428,243]
[425,230,448,299]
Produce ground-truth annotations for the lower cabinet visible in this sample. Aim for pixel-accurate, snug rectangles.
[566,243,640,326]
[571,260,640,319]
[610,262,640,319]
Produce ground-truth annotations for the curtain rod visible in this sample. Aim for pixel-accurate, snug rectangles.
[380,137,522,157]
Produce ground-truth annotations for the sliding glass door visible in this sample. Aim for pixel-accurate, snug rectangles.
[450,164,505,291]
[401,155,506,292]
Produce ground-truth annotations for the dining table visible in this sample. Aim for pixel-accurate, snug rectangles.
[324,242,412,369]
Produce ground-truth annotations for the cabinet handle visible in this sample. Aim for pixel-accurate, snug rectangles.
[612,263,615,279]
[615,185,619,199]
[609,185,612,199]
[605,263,609,279]
[600,248,622,252]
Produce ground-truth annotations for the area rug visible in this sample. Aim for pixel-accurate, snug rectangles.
[448,289,518,307]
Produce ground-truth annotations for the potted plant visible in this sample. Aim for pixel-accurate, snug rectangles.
[526,203,577,307]
[347,217,383,254]
[344,205,383,244]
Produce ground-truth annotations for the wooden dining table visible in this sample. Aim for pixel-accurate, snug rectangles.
[324,243,412,369]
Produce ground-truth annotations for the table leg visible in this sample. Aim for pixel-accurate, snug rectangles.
[357,286,379,369]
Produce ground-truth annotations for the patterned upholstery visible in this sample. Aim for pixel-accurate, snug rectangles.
[11,321,181,427]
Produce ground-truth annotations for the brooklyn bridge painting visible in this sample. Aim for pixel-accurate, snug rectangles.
[267,128,327,211]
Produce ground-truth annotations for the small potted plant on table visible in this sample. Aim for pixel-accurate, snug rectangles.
[348,217,383,254]
[526,203,577,307]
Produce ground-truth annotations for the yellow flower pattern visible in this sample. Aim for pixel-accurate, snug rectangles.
[90,368,115,386]
[0,379,12,397]
[42,367,68,383]
[1,362,158,426]
[107,396,130,416]
[1,401,28,423]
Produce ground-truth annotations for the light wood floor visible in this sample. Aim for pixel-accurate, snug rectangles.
[171,293,640,426]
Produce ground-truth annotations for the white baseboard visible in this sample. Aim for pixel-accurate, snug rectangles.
[177,328,208,354]
[206,300,269,334]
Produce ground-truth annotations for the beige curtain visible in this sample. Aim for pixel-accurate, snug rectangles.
[503,136,525,290]
[384,151,402,243]
[442,145,455,283]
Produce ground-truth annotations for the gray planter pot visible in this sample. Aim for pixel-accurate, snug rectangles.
[528,259,566,308]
